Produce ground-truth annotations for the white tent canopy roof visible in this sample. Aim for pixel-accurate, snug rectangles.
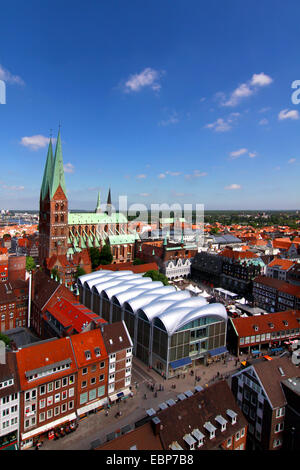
[158,302,228,336]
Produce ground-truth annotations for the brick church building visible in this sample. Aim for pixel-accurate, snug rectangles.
[38,130,138,286]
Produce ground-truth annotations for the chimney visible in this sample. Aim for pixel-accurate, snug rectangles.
[151,417,162,436]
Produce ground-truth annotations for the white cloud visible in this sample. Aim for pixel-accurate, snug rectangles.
[288,158,296,164]
[64,162,75,173]
[248,151,257,158]
[20,135,52,151]
[219,72,273,107]
[124,68,163,93]
[278,109,299,121]
[0,64,25,86]
[158,173,166,179]
[205,117,231,132]
[139,193,150,197]
[136,174,147,179]
[185,170,207,180]
[229,148,248,159]
[224,184,242,190]
[259,118,269,125]
[165,171,181,176]
[1,184,24,191]
[250,73,273,87]
[205,112,240,132]
[158,112,179,126]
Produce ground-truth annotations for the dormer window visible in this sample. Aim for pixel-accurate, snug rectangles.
[253,325,259,332]
[283,320,288,327]
[85,350,91,360]
[183,434,196,450]
[94,347,100,357]
[203,421,216,439]
[268,322,274,329]
[215,414,227,432]
[226,409,237,425]
[191,428,204,448]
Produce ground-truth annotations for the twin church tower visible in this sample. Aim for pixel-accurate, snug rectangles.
[38,130,135,281]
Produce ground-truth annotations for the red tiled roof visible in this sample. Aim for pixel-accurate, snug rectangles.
[254,275,300,297]
[219,248,258,260]
[70,329,108,368]
[267,258,296,271]
[231,310,300,338]
[96,261,159,273]
[15,336,77,391]
[46,297,106,334]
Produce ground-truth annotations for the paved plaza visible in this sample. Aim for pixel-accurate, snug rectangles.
[36,353,243,451]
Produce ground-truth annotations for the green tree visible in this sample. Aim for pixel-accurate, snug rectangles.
[26,256,36,272]
[0,332,11,347]
[133,258,144,265]
[143,270,169,286]
[89,247,101,270]
[99,243,113,265]
[51,267,60,281]
[74,266,86,279]
[210,227,219,235]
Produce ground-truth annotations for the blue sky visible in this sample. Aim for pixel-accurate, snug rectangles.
[0,0,300,211]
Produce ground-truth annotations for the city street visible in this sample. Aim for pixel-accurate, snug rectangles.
[36,354,242,451]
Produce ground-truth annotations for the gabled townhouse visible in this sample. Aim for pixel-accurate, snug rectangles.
[227,310,300,356]
[231,356,300,450]
[266,258,296,281]
[42,297,107,338]
[70,329,109,418]
[15,336,78,450]
[0,350,20,450]
[253,275,300,312]
[0,280,29,332]
[30,270,77,338]
[272,239,299,259]
[100,321,133,403]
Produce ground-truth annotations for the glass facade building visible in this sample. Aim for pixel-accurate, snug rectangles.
[78,271,228,378]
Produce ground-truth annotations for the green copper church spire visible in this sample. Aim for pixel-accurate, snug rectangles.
[40,138,54,200]
[50,128,67,198]
[95,191,101,213]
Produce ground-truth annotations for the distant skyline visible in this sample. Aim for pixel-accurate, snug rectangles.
[0,1,300,210]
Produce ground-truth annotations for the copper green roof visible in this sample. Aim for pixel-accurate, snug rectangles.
[68,212,128,225]
[40,139,53,200]
[50,130,67,198]
[108,234,136,245]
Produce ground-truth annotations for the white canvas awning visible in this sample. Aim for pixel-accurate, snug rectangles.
[21,412,77,441]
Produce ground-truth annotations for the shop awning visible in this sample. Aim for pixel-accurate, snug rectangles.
[21,412,77,441]
[208,346,228,357]
[170,357,192,370]
[109,388,131,402]
[77,398,108,416]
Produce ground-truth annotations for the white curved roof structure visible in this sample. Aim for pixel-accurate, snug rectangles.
[123,286,176,313]
[137,290,191,323]
[90,273,143,294]
[84,273,116,290]
[157,302,227,336]
[78,270,112,288]
[111,281,164,307]
[101,279,155,300]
